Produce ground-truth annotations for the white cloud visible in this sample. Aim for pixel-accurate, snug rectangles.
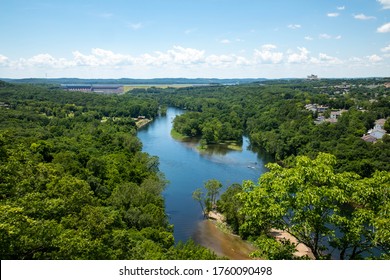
[327,13,339,17]
[287,24,301,29]
[377,22,390,33]
[381,44,390,52]
[254,44,284,64]
[1,45,389,79]
[168,46,205,65]
[128,22,143,30]
[220,39,231,44]
[354,13,376,20]
[367,54,383,63]
[0,54,9,65]
[304,36,313,41]
[72,49,134,67]
[377,0,390,9]
[314,53,342,64]
[287,47,309,64]
[319,33,332,39]
[337,6,346,10]
[319,33,341,40]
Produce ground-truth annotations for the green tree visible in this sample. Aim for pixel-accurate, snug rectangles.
[204,179,223,211]
[237,153,389,259]
[192,188,206,217]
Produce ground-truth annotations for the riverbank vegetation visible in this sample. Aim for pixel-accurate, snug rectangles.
[155,79,390,259]
[0,81,220,260]
[2,78,389,260]
[154,79,390,177]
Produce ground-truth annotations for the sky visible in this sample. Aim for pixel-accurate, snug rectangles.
[0,0,389,79]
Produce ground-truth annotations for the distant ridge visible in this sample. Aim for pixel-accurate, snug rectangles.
[0,77,268,85]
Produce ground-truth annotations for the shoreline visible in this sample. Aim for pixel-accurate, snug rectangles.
[202,210,315,260]
[170,128,243,152]
[135,118,152,129]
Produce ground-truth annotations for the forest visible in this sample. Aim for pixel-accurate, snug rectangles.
[0,81,219,260]
[150,79,390,259]
[1,78,389,260]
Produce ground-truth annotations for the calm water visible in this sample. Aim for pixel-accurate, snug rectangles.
[137,107,271,242]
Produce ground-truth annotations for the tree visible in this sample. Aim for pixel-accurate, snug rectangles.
[204,179,223,211]
[237,153,389,259]
[192,188,206,217]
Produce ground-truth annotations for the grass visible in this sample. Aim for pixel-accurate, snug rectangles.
[170,128,190,141]
[124,84,194,92]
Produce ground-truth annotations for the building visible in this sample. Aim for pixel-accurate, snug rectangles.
[362,118,388,143]
[361,134,377,143]
[304,104,329,113]
[61,84,124,94]
[61,84,92,92]
[307,74,319,80]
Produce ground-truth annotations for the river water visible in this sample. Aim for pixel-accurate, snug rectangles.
[137,107,271,255]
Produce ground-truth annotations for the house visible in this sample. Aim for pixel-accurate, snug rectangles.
[304,104,329,113]
[319,109,348,123]
[361,134,377,143]
[374,119,386,129]
[368,127,386,139]
[362,118,388,142]
[317,105,329,113]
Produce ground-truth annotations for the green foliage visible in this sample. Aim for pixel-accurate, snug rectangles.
[192,179,223,215]
[0,82,218,260]
[156,81,390,176]
[216,183,244,234]
[249,234,302,260]
[236,153,389,259]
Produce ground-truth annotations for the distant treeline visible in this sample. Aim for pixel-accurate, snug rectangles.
[1,77,268,85]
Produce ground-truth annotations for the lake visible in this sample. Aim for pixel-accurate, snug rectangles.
[137,107,271,244]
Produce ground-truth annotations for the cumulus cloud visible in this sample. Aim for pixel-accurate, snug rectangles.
[377,22,390,33]
[337,6,346,10]
[377,0,390,9]
[381,44,390,52]
[312,53,342,64]
[287,47,309,64]
[220,39,231,44]
[0,54,9,65]
[1,45,387,78]
[327,13,339,17]
[354,13,376,20]
[167,46,205,65]
[72,49,134,67]
[367,54,383,63]
[254,44,283,64]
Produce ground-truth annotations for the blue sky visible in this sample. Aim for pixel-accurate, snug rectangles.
[0,0,389,78]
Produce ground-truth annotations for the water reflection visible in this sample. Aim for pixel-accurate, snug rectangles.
[138,107,271,244]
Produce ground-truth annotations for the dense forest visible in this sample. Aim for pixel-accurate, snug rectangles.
[1,78,389,260]
[154,80,390,177]
[146,79,389,259]
[0,81,219,260]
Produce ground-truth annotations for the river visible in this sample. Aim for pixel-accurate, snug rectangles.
[137,107,271,257]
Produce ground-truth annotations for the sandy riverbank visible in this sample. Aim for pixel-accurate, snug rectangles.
[197,211,315,260]
[135,118,152,129]
[193,219,257,260]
